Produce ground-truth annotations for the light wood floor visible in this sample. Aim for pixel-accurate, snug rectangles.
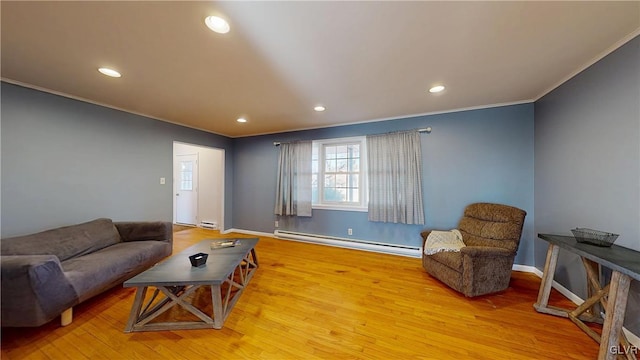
[1,228,609,359]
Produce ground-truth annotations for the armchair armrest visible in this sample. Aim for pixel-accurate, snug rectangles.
[420,229,450,245]
[420,230,432,242]
[460,246,517,297]
[115,221,173,245]
[1,255,78,327]
[460,246,514,258]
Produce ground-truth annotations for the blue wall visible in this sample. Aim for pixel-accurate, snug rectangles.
[233,104,535,265]
[534,36,639,337]
[1,82,234,237]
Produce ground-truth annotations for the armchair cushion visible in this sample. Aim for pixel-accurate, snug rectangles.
[428,251,463,272]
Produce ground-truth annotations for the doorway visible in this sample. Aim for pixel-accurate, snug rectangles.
[173,142,225,229]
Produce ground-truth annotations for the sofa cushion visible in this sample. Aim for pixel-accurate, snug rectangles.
[1,218,121,261]
[62,240,171,302]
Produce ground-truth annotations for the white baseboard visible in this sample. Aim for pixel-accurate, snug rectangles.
[222,228,273,238]
[512,264,539,274]
[222,228,639,347]
[623,329,640,350]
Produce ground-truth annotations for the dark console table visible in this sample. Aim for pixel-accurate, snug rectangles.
[535,234,640,360]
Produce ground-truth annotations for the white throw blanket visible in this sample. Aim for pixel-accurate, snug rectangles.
[423,229,465,255]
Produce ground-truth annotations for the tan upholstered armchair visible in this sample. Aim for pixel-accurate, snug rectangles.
[421,203,526,297]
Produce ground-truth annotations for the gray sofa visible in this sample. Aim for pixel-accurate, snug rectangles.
[1,218,172,327]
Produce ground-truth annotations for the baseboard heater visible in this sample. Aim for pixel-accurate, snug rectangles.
[199,221,218,230]
[273,230,422,258]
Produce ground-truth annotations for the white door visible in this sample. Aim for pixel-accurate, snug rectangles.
[175,154,198,225]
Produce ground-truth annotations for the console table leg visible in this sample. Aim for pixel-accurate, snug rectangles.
[534,244,560,312]
[583,258,604,317]
[598,271,631,360]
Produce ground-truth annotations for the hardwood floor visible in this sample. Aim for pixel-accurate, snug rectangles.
[1,228,612,359]
[172,224,197,233]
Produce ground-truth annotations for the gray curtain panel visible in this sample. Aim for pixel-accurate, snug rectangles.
[366,130,425,224]
[274,140,313,217]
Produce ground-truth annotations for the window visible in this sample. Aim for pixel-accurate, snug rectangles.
[312,136,367,211]
[180,161,193,191]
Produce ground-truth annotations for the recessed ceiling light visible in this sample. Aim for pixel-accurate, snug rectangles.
[205,16,230,34]
[237,117,247,123]
[429,85,445,93]
[98,67,121,78]
[314,105,326,112]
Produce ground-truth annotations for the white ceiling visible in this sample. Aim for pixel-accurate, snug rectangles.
[2,1,639,138]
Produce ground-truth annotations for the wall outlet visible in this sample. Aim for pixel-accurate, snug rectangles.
[275,220,279,228]
[348,228,353,235]
[160,177,166,185]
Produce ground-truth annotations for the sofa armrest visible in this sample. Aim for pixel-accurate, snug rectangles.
[115,221,173,246]
[1,255,78,327]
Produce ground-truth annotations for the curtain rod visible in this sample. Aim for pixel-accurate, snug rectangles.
[273,127,432,146]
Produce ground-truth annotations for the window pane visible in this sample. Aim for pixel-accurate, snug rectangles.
[336,145,348,158]
[336,159,348,172]
[180,160,193,191]
[348,144,360,157]
[325,146,337,159]
[312,159,318,173]
[181,181,192,191]
[351,189,359,202]
[349,158,359,172]
[336,174,347,187]
[323,187,344,202]
[325,159,336,172]
[324,174,335,187]
[351,174,359,187]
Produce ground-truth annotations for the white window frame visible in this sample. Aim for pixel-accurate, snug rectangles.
[312,136,368,212]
